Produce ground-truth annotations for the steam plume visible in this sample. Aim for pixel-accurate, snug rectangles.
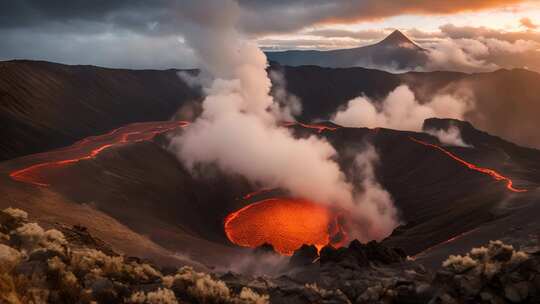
[169,0,398,243]
[425,126,472,148]
[350,146,398,240]
[332,85,471,132]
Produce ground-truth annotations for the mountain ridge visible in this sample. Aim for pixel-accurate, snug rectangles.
[265,29,428,70]
[2,60,540,162]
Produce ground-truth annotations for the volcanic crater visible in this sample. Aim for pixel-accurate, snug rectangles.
[2,117,538,269]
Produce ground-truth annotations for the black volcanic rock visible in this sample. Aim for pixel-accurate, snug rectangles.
[289,244,318,267]
[319,240,405,267]
[254,243,278,255]
[57,223,117,256]
[423,117,473,132]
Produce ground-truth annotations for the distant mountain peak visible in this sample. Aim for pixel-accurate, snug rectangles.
[379,30,419,48]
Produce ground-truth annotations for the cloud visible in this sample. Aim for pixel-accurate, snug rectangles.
[0,1,535,69]
[1,1,528,36]
[332,85,472,131]
[423,39,499,73]
[238,0,527,34]
[0,29,197,69]
[258,37,362,51]
[439,23,540,43]
[264,23,540,73]
[268,70,303,121]
[350,146,398,241]
[520,17,538,29]
[305,29,388,41]
[423,36,540,73]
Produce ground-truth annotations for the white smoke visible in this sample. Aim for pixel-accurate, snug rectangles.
[424,38,540,73]
[268,70,302,121]
[425,126,472,148]
[332,85,472,132]
[350,146,398,241]
[169,0,398,243]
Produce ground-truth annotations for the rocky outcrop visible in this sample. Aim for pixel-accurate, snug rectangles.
[319,240,406,267]
[289,244,318,267]
[0,207,268,304]
[2,206,540,303]
[432,240,540,303]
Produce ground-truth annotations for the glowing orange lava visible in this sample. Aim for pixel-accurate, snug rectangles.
[410,137,527,193]
[9,121,189,186]
[224,198,347,255]
[283,122,339,133]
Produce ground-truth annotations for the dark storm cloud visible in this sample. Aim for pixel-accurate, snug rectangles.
[0,0,532,69]
[0,0,183,35]
[1,0,529,35]
[238,0,526,34]
[0,0,199,69]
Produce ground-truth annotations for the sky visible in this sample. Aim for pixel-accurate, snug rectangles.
[0,0,538,71]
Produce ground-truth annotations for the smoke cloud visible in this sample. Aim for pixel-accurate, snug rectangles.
[332,85,472,132]
[350,146,398,241]
[425,126,473,147]
[169,0,398,244]
[268,70,302,122]
[424,37,540,73]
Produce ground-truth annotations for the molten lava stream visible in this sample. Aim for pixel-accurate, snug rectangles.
[224,198,347,255]
[282,122,339,133]
[409,137,527,193]
[9,121,189,186]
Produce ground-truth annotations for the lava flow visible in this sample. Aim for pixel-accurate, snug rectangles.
[224,198,348,255]
[9,121,189,186]
[282,122,339,133]
[409,137,527,193]
[411,228,479,260]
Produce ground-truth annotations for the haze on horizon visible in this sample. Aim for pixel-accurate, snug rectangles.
[0,0,539,72]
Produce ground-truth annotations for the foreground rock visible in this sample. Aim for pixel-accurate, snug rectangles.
[0,207,268,304]
[1,206,539,303]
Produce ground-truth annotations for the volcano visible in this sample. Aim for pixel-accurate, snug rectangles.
[266,30,428,70]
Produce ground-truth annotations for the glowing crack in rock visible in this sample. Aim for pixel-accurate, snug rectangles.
[282,122,339,133]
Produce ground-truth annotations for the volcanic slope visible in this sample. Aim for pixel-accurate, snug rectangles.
[1,117,539,268]
[266,30,428,70]
[0,60,200,161]
[276,64,540,150]
[3,59,540,161]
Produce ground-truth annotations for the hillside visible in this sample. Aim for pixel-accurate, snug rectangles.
[276,64,540,149]
[0,60,200,161]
